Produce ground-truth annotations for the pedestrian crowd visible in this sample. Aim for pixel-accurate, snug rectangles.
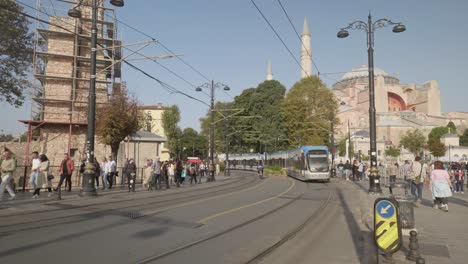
[0,148,217,202]
[335,157,468,212]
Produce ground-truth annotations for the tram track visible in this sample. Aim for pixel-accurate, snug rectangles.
[0,174,264,233]
[136,181,333,264]
[0,173,249,219]
[246,183,334,263]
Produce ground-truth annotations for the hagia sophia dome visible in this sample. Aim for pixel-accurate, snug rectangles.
[333,65,400,90]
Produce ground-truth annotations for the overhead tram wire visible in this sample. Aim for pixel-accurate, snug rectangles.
[17,0,210,99]
[276,0,320,76]
[7,3,210,107]
[250,0,311,78]
[102,12,212,82]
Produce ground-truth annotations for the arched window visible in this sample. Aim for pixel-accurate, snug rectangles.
[388,92,406,112]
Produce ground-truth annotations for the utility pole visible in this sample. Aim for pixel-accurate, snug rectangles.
[196,81,230,182]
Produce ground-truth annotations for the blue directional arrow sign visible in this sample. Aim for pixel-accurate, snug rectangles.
[376,200,395,219]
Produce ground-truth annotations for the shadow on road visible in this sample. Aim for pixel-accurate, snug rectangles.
[336,187,375,264]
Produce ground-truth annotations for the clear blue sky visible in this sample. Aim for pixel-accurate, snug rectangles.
[2,0,467,135]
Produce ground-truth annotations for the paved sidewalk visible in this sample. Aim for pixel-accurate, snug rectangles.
[351,179,468,264]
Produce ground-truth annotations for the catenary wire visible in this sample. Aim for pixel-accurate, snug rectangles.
[276,0,320,75]
[6,2,210,107]
[250,0,311,78]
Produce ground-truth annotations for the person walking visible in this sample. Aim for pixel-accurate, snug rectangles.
[162,161,169,189]
[199,162,206,184]
[100,157,108,190]
[387,163,399,184]
[409,156,427,207]
[127,158,137,192]
[55,153,74,192]
[168,161,175,186]
[29,151,40,194]
[0,150,17,200]
[33,154,52,198]
[454,169,464,194]
[93,157,101,188]
[152,158,162,190]
[430,160,453,212]
[107,156,116,189]
[401,160,411,181]
[143,159,153,190]
[175,159,183,187]
[352,160,359,181]
[189,164,197,184]
[344,160,351,180]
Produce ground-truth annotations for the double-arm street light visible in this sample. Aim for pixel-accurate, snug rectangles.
[337,14,406,194]
[68,0,125,196]
[196,81,230,182]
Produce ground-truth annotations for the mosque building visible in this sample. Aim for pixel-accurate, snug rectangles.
[267,17,468,161]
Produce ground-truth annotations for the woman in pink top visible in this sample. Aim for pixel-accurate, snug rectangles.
[429,161,453,212]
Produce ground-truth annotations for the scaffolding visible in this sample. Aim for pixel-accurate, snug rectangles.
[17,0,124,191]
[22,0,122,166]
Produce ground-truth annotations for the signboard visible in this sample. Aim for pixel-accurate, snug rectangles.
[374,198,402,254]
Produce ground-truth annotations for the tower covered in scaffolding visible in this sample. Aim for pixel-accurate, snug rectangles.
[21,0,122,165]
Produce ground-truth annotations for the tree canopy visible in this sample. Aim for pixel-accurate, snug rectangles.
[399,129,426,156]
[460,129,468,146]
[447,121,457,134]
[162,105,182,158]
[427,126,449,156]
[385,146,401,158]
[281,76,338,148]
[200,80,288,154]
[0,0,33,107]
[96,89,142,161]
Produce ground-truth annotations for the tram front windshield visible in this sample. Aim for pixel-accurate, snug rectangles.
[307,150,329,172]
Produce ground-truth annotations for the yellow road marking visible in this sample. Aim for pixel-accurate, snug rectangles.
[141,178,270,216]
[197,179,295,223]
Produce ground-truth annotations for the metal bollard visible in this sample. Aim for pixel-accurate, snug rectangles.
[406,230,422,261]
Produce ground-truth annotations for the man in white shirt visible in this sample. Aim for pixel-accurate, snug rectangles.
[107,156,116,189]
[29,151,41,192]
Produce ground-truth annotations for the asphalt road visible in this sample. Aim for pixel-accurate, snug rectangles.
[0,171,357,264]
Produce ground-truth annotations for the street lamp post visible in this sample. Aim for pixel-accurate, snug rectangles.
[68,0,124,196]
[330,109,336,178]
[338,14,405,194]
[196,81,230,182]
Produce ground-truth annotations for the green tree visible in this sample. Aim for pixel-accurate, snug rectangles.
[282,76,338,148]
[399,129,426,156]
[447,121,457,134]
[427,126,449,156]
[180,128,208,159]
[96,89,142,162]
[162,105,182,158]
[384,146,401,158]
[0,0,33,107]
[200,80,288,154]
[430,141,446,157]
[249,80,287,152]
[460,129,468,146]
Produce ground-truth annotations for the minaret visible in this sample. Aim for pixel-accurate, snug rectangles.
[301,17,312,78]
[266,61,273,80]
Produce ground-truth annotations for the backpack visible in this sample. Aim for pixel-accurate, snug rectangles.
[190,167,196,175]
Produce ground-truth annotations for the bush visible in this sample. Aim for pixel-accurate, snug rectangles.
[264,165,285,176]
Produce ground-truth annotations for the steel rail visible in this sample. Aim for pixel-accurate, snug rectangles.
[136,181,331,264]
